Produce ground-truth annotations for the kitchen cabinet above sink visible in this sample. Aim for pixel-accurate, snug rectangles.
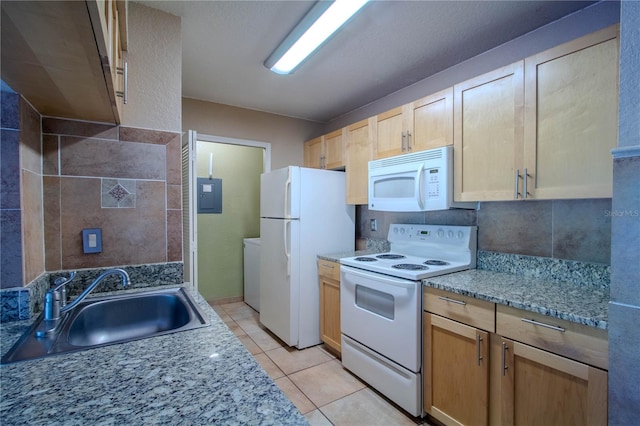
[1,0,128,124]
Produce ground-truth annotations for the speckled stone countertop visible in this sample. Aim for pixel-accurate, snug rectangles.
[0,285,307,425]
[317,249,379,263]
[425,270,609,329]
[319,249,609,331]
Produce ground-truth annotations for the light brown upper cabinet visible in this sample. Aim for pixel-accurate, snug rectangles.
[303,136,323,169]
[1,0,128,124]
[303,129,345,170]
[374,88,454,159]
[374,106,406,159]
[454,25,619,202]
[324,128,346,170]
[345,118,374,205]
[453,61,525,202]
[523,25,619,199]
[410,87,454,152]
[87,0,129,122]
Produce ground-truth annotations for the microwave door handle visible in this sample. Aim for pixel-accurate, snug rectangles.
[415,164,425,209]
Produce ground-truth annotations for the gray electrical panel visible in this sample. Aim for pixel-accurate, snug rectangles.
[197,178,222,214]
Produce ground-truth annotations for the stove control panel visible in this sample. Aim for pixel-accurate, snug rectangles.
[388,224,476,244]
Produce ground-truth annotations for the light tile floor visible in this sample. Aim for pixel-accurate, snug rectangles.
[211,301,430,426]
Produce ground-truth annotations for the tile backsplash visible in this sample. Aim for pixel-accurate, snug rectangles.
[2,88,184,291]
[356,197,611,265]
[0,263,184,322]
[1,84,44,288]
[42,118,183,271]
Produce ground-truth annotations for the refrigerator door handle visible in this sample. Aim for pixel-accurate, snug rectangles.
[284,220,291,276]
[284,171,291,219]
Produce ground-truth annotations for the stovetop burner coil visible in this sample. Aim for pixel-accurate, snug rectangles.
[392,264,429,271]
[424,260,450,266]
[376,254,406,260]
[354,257,377,262]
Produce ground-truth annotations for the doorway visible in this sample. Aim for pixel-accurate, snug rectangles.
[184,132,270,302]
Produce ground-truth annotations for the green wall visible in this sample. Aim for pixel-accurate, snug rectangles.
[196,141,263,301]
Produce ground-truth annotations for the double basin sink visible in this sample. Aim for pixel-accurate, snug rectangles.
[1,287,210,364]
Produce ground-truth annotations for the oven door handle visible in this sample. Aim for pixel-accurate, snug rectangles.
[341,267,417,290]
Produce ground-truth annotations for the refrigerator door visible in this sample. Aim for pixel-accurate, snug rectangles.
[260,166,300,219]
[259,217,301,346]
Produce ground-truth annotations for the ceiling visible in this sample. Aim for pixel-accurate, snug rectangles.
[138,0,596,123]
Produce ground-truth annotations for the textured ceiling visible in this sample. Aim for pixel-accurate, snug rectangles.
[139,0,596,123]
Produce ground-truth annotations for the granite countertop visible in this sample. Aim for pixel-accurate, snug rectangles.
[424,269,609,330]
[319,250,609,331]
[0,285,307,425]
[317,249,379,263]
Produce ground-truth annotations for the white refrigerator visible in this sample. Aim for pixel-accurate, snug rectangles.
[260,166,355,349]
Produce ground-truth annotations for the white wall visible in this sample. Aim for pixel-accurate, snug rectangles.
[182,98,323,170]
[123,2,182,132]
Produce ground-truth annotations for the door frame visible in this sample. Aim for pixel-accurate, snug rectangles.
[183,131,271,293]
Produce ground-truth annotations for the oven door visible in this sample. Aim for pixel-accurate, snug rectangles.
[340,265,422,371]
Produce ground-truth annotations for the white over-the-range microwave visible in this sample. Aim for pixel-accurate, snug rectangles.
[368,146,475,212]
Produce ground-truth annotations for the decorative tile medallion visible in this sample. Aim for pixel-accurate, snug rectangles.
[109,184,129,202]
[102,178,136,208]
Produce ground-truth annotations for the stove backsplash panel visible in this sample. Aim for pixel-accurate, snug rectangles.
[356,197,611,266]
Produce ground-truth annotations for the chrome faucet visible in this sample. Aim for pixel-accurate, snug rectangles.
[43,271,77,321]
[37,269,131,337]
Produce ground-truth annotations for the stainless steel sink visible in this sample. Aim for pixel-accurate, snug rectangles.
[1,287,209,364]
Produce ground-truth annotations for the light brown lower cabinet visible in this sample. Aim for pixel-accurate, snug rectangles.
[318,260,341,354]
[499,337,608,426]
[424,288,609,426]
[423,312,489,426]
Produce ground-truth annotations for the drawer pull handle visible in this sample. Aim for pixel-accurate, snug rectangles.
[501,342,508,376]
[438,296,466,306]
[521,318,565,332]
[322,264,335,269]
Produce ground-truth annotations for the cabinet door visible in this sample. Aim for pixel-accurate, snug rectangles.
[410,87,453,152]
[345,118,373,205]
[324,128,345,170]
[303,136,323,169]
[374,106,405,159]
[453,62,524,202]
[318,260,341,353]
[500,337,607,426]
[424,313,489,426]
[109,1,124,118]
[87,0,125,123]
[524,25,619,199]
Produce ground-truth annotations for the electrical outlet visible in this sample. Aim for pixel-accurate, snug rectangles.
[370,219,377,231]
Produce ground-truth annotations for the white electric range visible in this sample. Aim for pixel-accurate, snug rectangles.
[339,223,477,417]
[340,223,477,279]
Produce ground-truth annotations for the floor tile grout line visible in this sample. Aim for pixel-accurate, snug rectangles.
[278,374,321,412]
[217,302,429,425]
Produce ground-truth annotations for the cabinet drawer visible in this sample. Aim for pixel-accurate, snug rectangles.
[496,304,608,370]
[424,287,495,332]
[318,260,340,281]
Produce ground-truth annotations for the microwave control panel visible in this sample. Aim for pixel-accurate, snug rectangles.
[427,168,441,198]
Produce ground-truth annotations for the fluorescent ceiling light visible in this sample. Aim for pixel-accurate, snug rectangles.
[265,0,370,75]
